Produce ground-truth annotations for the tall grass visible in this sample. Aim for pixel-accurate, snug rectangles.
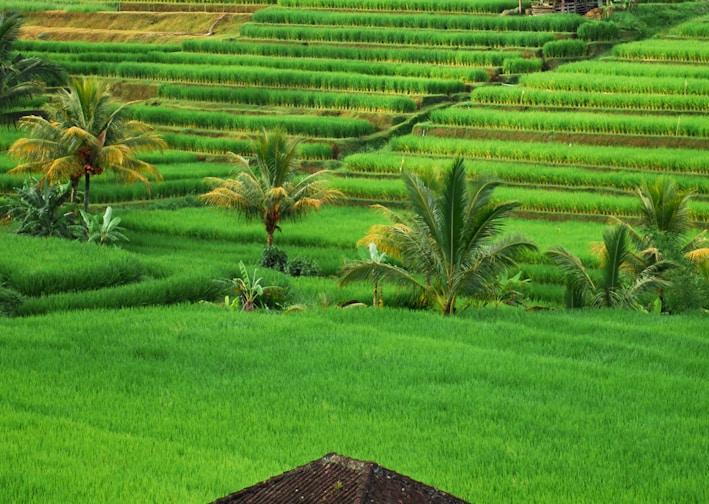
[0,233,144,296]
[0,306,706,502]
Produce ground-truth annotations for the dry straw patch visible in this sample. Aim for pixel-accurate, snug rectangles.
[20,11,245,43]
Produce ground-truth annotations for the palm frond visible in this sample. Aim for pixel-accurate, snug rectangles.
[439,157,468,270]
[601,225,632,294]
[338,260,425,292]
[546,246,596,307]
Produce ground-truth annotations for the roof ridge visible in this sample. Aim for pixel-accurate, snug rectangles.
[355,457,376,504]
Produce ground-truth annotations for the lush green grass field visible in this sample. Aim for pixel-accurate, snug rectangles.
[3,4,709,502]
[1,305,706,502]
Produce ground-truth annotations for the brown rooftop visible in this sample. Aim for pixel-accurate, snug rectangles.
[210,453,471,504]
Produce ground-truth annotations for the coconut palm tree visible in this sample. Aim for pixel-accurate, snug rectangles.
[628,177,709,311]
[338,157,536,315]
[547,224,670,309]
[8,76,166,212]
[0,11,66,124]
[201,128,342,247]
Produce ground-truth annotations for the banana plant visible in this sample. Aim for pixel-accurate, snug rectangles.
[224,261,285,311]
[80,206,128,245]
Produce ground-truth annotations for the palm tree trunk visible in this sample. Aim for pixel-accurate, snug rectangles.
[442,296,456,316]
[84,173,91,213]
[70,177,80,204]
[266,230,274,247]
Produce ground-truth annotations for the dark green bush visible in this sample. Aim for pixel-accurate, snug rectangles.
[261,246,288,272]
[0,285,23,317]
[287,256,321,277]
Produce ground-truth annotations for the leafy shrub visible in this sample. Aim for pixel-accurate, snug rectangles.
[0,285,23,317]
[261,246,288,273]
[219,262,290,311]
[81,206,128,245]
[542,39,587,58]
[287,256,321,277]
[2,179,79,239]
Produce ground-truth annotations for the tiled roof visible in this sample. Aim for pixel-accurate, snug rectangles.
[210,453,471,504]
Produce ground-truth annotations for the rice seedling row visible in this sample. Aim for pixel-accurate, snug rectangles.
[182,40,520,66]
[155,131,334,157]
[470,86,709,113]
[331,175,691,219]
[125,105,376,138]
[251,8,586,32]
[341,153,709,195]
[239,24,561,48]
[30,48,491,83]
[557,60,709,80]
[276,0,527,13]
[575,19,621,41]
[15,39,181,54]
[611,39,709,62]
[426,107,709,138]
[157,84,418,113]
[388,135,709,174]
[518,72,709,96]
[56,60,465,95]
[668,15,709,39]
[114,0,272,3]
